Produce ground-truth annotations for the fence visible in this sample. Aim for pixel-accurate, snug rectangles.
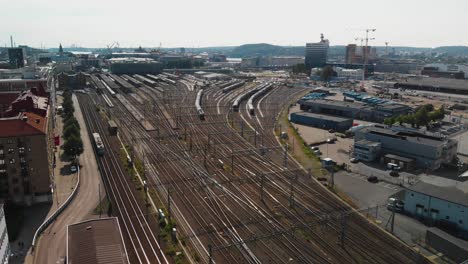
[31,166,81,251]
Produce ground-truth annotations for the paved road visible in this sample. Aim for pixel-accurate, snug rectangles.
[334,171,431,255]
[30,94,104,264]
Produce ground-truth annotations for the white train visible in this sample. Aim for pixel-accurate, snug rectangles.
[92,132,105,156]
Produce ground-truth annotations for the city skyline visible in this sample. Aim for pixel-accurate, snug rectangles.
[2,0,468,49]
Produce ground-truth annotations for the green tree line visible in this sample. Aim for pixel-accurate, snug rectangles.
[61,90,84,159]
[384,104,446,128]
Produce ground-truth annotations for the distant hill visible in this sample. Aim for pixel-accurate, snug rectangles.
[433,46,468,56]
[229,43,304,58]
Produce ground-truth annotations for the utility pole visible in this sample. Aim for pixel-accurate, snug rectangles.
[283,144,289,168]
[144,180,148,221]
[98,183,102,218]
[391,202,396,233]
[340,213,347,247]
[289,175,296,208]
[241,121,244,138]
[260,174,265,202]
[208,244,213,264]
[231,150,234,173]
[254,131,257,147]
[167,188,171,220]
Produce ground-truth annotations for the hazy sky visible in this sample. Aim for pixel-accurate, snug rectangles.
[1,0,467,48]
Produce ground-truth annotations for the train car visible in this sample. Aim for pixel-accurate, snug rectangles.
[222,81,245,94]
[247,83,272,115]
[195,89,205,120]
[232,84,265,112]
[92,132,105,156]
[108,120,118,135]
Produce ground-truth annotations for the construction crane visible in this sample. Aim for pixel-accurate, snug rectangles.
[106,42,120,54]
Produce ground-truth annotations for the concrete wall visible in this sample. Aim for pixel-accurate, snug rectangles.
[404,191,468,232]
[426,228,468,263]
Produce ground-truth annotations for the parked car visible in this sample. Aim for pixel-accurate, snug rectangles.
[311,146,319,151]
[326,137,336,143]
[350,158,359,163]
[70,165,78,173]
[389,170,399,177]
[328,129,335,133]
[367,175,378,183]
[387,197,404,212]
[314,150,322,155]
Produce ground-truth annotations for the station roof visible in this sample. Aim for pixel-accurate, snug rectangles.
[301,99,371,110]
[358,126,448,147]
[407,181,468,207]
[397,77,468,91]
[292,111,352,122]
[67,217,129,264]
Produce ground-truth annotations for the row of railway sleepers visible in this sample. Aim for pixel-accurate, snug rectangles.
[113,85,249,263]
[231,85,429,263]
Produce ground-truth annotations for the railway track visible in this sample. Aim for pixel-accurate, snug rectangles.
[78,94,168,264]
[84,74,430,264]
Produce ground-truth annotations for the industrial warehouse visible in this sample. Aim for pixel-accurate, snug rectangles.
[396,76,468,95]
[299,99,412,123]
[353,126,458,171]
[290,112,353,132]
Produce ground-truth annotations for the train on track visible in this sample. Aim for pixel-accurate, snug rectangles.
[222,81,245,94]
[247,83,273,115]
[232,83,269,112]
[92,132,105,156]
[195,89,205,120]
[102,94,114,108]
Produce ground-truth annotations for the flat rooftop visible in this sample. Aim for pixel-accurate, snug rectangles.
[355,139,382,147]
[291,111,352,122]
[408,181,468,207]
[397,77,468,91]
[359,126,450,147]
[301,99,372,110]
[67,217,129,264]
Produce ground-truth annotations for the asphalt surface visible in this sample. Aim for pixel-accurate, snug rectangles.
[334,171,431,255]
[31,94,104,264]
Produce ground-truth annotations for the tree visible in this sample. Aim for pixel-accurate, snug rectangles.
[292,63,308,74]
[64,116,80,130]
[414,107,430,128]
[384,117,395,126]
[320,66,335,81]
[63,134,84,158]
[63,124,80,141]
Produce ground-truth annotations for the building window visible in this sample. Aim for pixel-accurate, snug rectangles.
[446,216,450,220]
[7,148,14,154]
[411,193,414,197]
[9,159,15,164]
[7,140,12,145]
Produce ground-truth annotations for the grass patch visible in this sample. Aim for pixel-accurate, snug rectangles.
[93,196,110,215]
